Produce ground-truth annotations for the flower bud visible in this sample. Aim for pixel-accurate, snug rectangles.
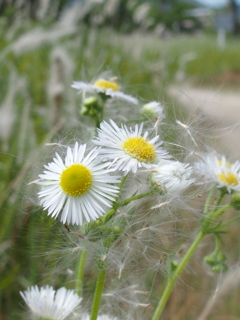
[217,251,227,262]
[205,250,228,273]
[171,260,179,271]
[83,96,98,108]
[141,101,165,119]
[113,226,122,234]
[81,106,89,115]
[230,193,240,210]
[204,252,217,266]
[211,263,228,273]
[89,108,97,116]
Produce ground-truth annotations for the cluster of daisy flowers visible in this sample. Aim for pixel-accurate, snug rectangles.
[35,117,199,226]
[21,73,240,320]
[36,73,240,227]
[35,119,240,227]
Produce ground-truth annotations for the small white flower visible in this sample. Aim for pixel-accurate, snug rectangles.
[36,142,120,225]
[151,161,194,195]
[194,154,240,193]
[142,101,165,119]
[71,78,138,105]
[20,285,81,320]
[80,314,118,320]
[93,119,169,174]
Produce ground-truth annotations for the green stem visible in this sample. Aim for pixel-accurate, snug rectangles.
[201,204,230,233]
[214,234,221,251]
[119,191,153,207]
[203,187,215,215]
[151,231,205,320]
[90,269,107,320]
[118,174,128,190]
[100,176,129,223]
[213,190,226,212]
[201,189,229,231]
[75,249,87,296]
[99,208,116,225]
[209,204,231,219]
[95,120,101,129]
[219,215,240,228]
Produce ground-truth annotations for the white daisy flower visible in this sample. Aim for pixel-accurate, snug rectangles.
[20,285,81,320]
[151,161,194,195]
[80,314,118,320]
[36,142,120,225]
[194,154,240,193]
[93,120,169,174]
[71,78,138,105]
[142,101,165,119]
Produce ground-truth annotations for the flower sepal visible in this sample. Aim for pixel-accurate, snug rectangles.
[218,186,232,195]
[98,91,111,102]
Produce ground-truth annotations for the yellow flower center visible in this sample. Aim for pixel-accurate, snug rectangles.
[94,79,119,91]
[123,136,156,163]
[217,172,238,186]
[218,160,232,168]
[60,164,92,196]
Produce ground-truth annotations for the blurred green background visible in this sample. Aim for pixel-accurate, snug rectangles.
[1,0,240,319]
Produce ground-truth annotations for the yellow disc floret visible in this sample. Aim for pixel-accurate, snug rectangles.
[60,164,92,196]
[218,172,238,186]
[94,79,119,91]
[123,136,156,163]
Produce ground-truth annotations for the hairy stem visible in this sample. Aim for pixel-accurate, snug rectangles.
[90,269,107,320]
[209,204,231,219]
[75,249,87,296]
[152,189,231,319]
[151,231,205,320]
[212,190,226,212]
[203,187,215,215]
[119,191,153,207]
[118,174,128,190]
